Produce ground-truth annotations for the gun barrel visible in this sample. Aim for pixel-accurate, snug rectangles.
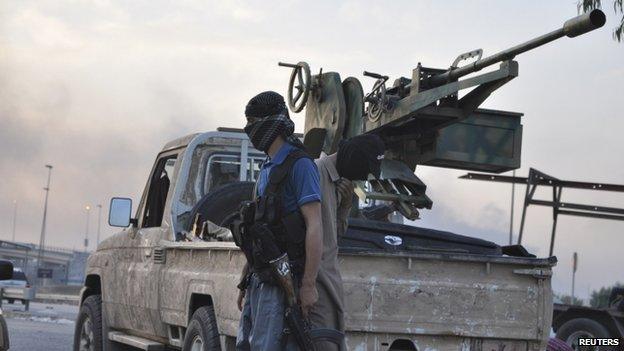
[426,9,605,87]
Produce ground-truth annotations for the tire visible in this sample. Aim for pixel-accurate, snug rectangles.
[556,318,611,350]
[182,306,221,351]
[0,315,9,351]
[189,182,255,229]
[73,294,103,351]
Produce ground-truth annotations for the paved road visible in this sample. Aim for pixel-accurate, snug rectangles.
[7,317,75,350]
[4,301,78,351]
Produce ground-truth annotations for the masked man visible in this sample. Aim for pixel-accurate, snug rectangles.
[236,91,323,351]
[310,134,385,351]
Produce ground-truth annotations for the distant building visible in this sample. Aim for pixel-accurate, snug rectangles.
[0,240,89,286]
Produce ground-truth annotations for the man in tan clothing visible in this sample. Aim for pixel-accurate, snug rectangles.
[310,134,385,351]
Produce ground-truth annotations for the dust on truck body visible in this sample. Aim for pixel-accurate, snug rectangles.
[77,130,555,351]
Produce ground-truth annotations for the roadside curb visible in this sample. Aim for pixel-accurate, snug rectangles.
[2,310,31,319]
[33,297,79,306]
[3,309,76,323]
[35,293,79,304]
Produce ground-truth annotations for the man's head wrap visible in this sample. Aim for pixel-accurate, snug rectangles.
[336,134,385,181]
[243,91,304,152]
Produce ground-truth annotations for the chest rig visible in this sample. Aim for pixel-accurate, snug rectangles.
[238,149,310,279]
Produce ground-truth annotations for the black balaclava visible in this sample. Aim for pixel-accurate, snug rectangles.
[336,134,385,180]
[243,91,303,152]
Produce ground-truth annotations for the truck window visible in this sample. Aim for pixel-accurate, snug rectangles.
[143,156,177,228]
[204,154,264,193]
[176,147,264,232]
[205,155,241,192]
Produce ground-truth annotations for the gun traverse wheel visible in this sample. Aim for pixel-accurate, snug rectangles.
[73,294,103,351]
[182,306,221,351]
[279,61,311,113]
[363,71,389,122]
[366,89,386,122]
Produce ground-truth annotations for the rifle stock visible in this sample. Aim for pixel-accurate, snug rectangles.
[269,253,316,351]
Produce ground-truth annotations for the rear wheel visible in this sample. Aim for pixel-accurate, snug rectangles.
[182,306,221,351]
[556,318,611,350]
[73,294,103,351]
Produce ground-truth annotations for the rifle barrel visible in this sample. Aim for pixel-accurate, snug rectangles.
[425,9,605,87]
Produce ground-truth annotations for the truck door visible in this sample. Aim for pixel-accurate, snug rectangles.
[113,152,177,338]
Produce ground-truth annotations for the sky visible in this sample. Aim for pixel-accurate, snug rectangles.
[0,1,622,302]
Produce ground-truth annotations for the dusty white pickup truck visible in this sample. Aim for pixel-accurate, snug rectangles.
[74,129,555,351]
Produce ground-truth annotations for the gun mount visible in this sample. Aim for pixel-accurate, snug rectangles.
[365,10,605,138]
[278,10,605,220]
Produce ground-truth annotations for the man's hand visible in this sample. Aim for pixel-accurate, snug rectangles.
[237,289,246,311]
[336,178,354,207]
[299,282,318,317]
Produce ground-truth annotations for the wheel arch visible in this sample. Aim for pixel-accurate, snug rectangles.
[188,293,214,323]
[80,274,102,306]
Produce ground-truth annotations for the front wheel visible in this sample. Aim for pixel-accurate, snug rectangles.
[0,315,9,351]
[182,306,221,351]
[73,294,103,351]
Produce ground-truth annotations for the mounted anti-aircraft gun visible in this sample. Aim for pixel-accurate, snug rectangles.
[278,10,606,220]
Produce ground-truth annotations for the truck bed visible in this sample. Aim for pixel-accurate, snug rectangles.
[154,219,554,350]
[337,219,554,350]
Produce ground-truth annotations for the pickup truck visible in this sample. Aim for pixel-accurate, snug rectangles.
[74,129,556,351]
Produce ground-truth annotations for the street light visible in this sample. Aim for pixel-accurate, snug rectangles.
[36,164,53,286]
[84,205,91,252]
[96,204,102,247]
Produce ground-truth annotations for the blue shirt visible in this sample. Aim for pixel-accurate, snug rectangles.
[256,142,321,213]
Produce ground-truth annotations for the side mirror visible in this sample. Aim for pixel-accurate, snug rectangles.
[0,260,13,280]
[109,197,133,227]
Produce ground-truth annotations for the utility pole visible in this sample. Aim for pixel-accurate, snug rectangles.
[509,169,516,245]
[84,205,91,252]
[11,200,17,242]
[96,204,102,246]
[36,164,53,285]
[572,252,578,303]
